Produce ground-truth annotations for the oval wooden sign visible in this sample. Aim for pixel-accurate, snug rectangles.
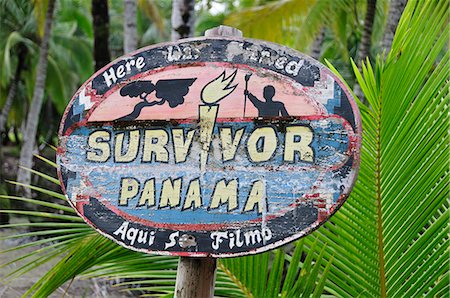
[57,37,361,257]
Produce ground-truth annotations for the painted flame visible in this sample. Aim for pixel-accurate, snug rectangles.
[201,70,238,104]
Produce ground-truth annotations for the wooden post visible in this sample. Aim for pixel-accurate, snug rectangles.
[174,26,242,298]
[204,25,243,38]
[175,257,217,298]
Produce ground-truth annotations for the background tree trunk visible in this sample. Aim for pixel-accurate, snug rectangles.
[0,86,16,137]
[382,0,407,54]
[92,0,111,70]
[0,47,26,223]
[354,0,377,102]
[124,0,137,53]
[358,0,377,64]
[310,28,325,60]
[0,47,26,134]
[0,80,17,136]
[16,0,56,197]
[171,0,195,41]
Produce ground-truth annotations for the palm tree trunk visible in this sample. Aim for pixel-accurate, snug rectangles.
[171,0,195,41]
[16,0,55,197]
[0,47,26,134]
[92,0,111,70]
[0,80,17,135]
[358,0,377,64]
[0,48,26,225]
[382,0,407,54]
[0,48,26,222]
[310,28,325,60]
[354,0,377,103]
[124,0,137,53]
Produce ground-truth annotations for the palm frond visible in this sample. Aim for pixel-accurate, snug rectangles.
[1,162,332,297]
[138,0,166,37]
[224,0,317,47]
[218,239,332,297]
[1,0,447,296]
[32,0,50,38]
[301,0,449,296]
[1,31,34,83]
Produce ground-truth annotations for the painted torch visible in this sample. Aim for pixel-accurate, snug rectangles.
[199,70,238,171]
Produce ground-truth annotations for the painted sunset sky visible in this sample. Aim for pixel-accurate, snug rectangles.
[88,65,327,122]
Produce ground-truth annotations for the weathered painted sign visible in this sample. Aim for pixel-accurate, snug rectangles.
[57,37,361,257]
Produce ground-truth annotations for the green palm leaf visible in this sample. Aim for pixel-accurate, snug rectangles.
[223,0,387,55]
[1,164,329,297]
[216,240,331,297]
[218,239,331,298]
[224,0,317,47]
[301,0,449,296]
[1,0,448,296]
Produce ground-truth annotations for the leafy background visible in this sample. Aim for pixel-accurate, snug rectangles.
[0,0,448,297]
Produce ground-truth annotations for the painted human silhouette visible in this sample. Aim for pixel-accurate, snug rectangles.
[244,85,289,117]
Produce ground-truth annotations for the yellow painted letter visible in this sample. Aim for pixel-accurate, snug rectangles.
[183,178,202,210]
[119,177,140,206]
[209,179,238,211]
[87,130,111,162]
[115,130,140,162]
[220,127,244,161]
[137,178,155,207]
[142,129,169,162]
[172,128,195,163]
[159,177,182,208]
[247,127,277,162]
[243,180,266,213]
[284,126,314,162]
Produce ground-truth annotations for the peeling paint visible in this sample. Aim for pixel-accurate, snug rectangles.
[57,37,361,257]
